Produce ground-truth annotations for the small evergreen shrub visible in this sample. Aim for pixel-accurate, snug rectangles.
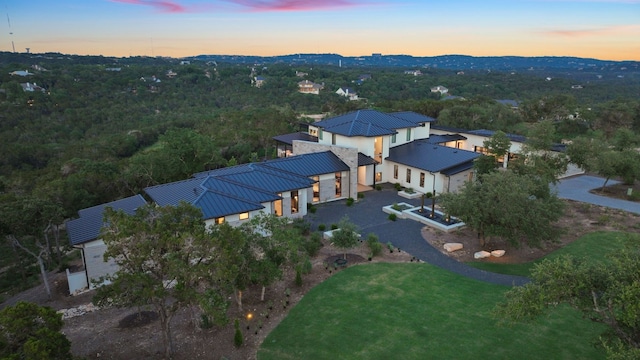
[295,269,303,287]
[331,223,338,230]
[346,197,355,206]
[366,233,383,257]
[388,213,397,221]
[317,223,326,231]
[303,232,323,257]
[391,203,401,211]
[302,257,313,274]
[307,203,317,213]
[357,192,365,199]
[387,242,395,252]
[234,319,243,348]
[375,184,382,191]
[394,183,402,191]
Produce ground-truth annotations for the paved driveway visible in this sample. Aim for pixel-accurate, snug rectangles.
[305,186,530,286]
[307,175,639,287]
[553,175,640,215]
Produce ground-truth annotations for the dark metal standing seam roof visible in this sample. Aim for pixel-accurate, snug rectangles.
[468,129,527,143]
[313,109,418,137]
[144,177,204,206]
[194,191,265,219]
[386,140,480,173]
[389,111,437,125]
[427,134,468,144]
[201,177,281,203]
[272,132,319,145]
[263,151,350,176]
[357,152,378,166]
[67,195,148,246]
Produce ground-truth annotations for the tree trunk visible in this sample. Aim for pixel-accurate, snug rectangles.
[601,177,610,192]
[53,224,62,264]
[158,306,174,359]
[261,286,266,302]
[236,289,243,312]
[36,254,52,300]
[10,235,51,299]
[10,239,27,284]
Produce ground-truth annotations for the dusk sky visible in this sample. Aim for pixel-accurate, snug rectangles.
[4,0,640,61]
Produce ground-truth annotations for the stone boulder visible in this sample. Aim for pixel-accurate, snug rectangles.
[474,251,491,259]
[443,243,463,252]
[491,250,506,257]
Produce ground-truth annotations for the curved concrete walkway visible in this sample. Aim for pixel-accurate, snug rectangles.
[306,187,530,287]
[553,175,640,215]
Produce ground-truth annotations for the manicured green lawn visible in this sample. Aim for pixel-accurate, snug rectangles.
[258,262,606,360]
[468,231,635,277]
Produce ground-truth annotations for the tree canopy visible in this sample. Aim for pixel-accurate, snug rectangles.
[94,202,232,358]
[495,234,640,359]
[440,170,564,248]
[0,301,72,360]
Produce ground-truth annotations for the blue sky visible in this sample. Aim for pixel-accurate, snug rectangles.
[3,0,639,60]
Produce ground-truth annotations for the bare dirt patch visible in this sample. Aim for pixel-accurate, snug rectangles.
[2,200,639,359]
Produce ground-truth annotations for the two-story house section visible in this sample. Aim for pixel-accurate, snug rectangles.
[304,110,435,188]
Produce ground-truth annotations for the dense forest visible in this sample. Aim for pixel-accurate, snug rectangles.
[0,51,639,297]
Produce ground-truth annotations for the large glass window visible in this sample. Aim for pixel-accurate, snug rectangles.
[406,169,411,183]
[291,191,299,214]
[312,176,320,202]
[335,173,342,197]
[393,165,398,180]
[419,172,425,188]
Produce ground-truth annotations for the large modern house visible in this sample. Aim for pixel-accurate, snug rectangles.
[65,109,581,294]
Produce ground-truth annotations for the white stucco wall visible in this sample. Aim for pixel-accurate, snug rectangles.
[83,240,117,290]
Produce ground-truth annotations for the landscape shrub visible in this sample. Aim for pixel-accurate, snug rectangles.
[317,223,326,231]
[331,224,338,230]
[375,185,382,191]
[292,218,311,236]
[301,257,313,274]
[295,269,303,287]
[366,233,383,257]
[234,319,243,348]
[346,197,355,206]
[388,213,397,221]
[307,203,317,213]
[394,183,403,191]
[357,192,365,199]
[303,232,323,257]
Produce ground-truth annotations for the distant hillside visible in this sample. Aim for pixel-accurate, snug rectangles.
[192,53,640,79]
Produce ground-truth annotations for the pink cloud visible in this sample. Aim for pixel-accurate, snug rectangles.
[544,24,640,38]
[111,0,372,13]
[110,0,187,13]
[226,0,365,12]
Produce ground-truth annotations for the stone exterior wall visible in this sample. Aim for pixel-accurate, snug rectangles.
[292,141,359,200]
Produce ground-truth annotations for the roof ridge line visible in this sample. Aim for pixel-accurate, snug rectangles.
[205,174,283,197]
